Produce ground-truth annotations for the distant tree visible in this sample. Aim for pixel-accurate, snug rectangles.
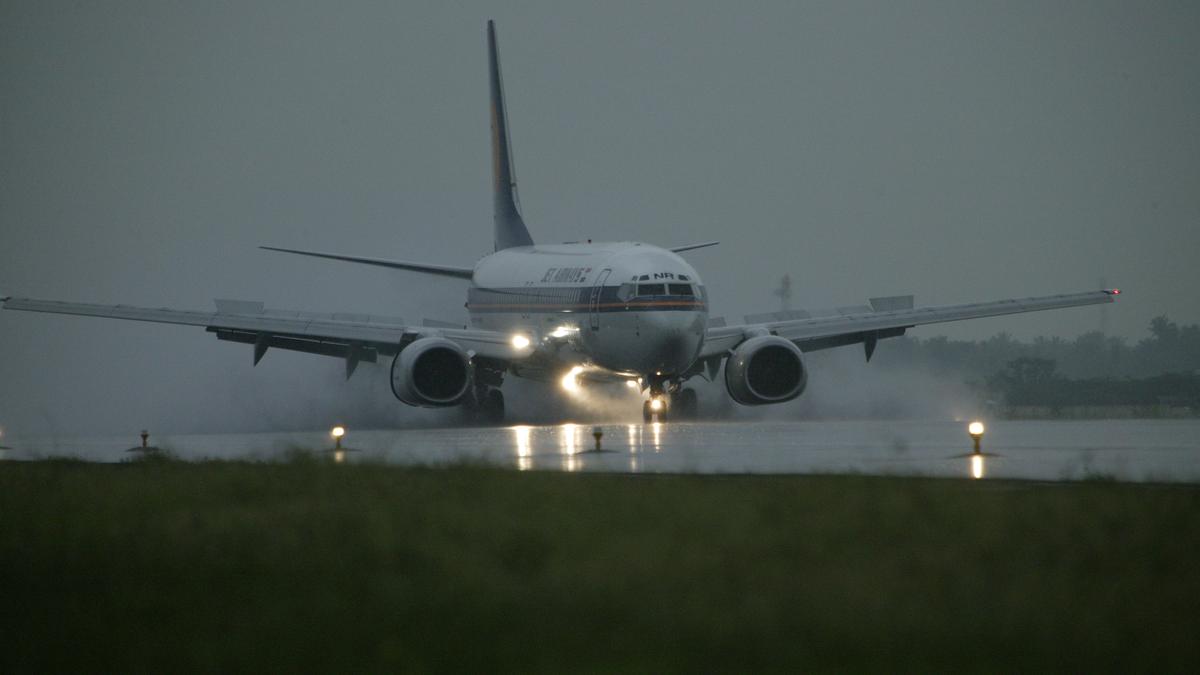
[1137,315,1200,375]
[1149,316,1180,344]
[987,357,1064,407]
[874,314,1199,382]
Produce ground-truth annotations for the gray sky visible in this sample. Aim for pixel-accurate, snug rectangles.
[2,1,1197,433]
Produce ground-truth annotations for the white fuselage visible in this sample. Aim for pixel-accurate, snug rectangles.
[468,242,707,379]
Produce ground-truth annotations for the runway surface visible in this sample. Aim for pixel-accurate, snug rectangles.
[4,419,1200,482]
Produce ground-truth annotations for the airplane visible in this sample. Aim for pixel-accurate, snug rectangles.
[2,21,1119,424]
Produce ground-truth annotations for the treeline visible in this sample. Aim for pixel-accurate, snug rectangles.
[874,315,1200,380]
[986,358,1200,408]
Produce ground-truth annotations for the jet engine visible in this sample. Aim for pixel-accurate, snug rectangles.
[390,337,473,407]
[724,335,807,405]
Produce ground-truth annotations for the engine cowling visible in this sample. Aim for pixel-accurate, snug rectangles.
[724,335,807,405]
[390,337,473,407]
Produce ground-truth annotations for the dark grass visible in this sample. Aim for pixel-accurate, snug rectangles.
[2,460,1199,673]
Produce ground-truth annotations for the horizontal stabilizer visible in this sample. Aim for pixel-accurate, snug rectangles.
[670,241,720,253]
[260,246,474,280]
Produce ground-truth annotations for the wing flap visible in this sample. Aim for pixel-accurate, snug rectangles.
[772,290,1116,343]
[701,289,1118,359]
[2,296,528,364]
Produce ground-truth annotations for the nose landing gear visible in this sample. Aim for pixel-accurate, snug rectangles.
[641,380,698,422]
[642,396,666,422]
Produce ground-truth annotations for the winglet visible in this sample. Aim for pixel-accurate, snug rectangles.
[488,20,535,251]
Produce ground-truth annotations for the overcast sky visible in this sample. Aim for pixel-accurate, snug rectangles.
[2,1,1197,433]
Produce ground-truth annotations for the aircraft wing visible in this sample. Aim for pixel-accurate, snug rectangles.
[1,296,531,378]
[699,289,1120,360]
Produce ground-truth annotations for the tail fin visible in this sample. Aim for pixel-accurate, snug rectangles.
[488,20,534,251]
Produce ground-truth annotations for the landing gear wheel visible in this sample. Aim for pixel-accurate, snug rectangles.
[672,388,698,419]
[643,399,666,423]
[479,388,505,425]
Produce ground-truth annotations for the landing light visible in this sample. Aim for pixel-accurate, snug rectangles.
[511,334,531,349]
[625,380,640,390]
[561,366,584,392]
[649,398,663,411]
[331,425,346,439]
[549,325,577,338]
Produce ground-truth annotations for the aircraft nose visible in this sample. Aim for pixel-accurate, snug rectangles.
[640,311,704,374]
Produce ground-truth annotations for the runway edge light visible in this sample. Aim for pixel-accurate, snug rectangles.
[968,421,985,453]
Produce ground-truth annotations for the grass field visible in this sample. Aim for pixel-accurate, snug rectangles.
[2,459,1198,673]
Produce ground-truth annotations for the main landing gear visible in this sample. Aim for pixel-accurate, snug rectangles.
[465,363,506,425]
[473,387,505,425]
[672,388,698,418]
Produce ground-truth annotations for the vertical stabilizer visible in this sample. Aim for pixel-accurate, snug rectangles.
[488,20,534,251]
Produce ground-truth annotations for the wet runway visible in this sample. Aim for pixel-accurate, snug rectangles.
[4,419,1200,483]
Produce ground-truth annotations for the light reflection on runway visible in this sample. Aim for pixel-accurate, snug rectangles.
[512,425,532,471]
[480,420,1198,482]
[4,420,1199,483]
[561,423,580,472]
[971,453,985,479]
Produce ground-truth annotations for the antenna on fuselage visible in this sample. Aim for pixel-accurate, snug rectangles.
[488,20,535,251]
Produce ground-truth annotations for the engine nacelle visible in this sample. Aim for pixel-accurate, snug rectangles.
[724,335,807,405]
[390,337,473,407]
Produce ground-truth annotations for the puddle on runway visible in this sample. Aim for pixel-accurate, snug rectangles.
[4,419,1200,483]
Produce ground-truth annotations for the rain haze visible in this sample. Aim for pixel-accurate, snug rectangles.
[2,1,1197,434]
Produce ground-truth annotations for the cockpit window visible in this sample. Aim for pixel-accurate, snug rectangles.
[668,283,694,297]
[616,282,635,302]
[637,283,666,296]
